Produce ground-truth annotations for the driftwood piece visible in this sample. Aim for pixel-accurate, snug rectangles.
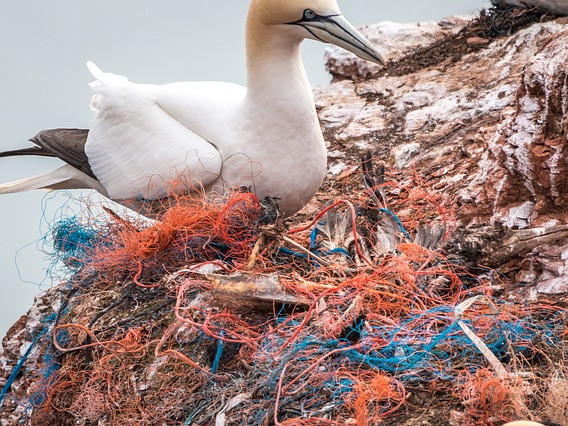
[500,226,568,258]
[486,225,568,266]
[196,272,310,311]
[453,224,568,268]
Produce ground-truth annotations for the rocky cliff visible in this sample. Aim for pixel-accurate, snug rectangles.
[1,6,567,426]
[318,8,568,296]
[491,0,568,16]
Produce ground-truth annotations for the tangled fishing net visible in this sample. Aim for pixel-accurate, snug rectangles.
[1,160,566,425]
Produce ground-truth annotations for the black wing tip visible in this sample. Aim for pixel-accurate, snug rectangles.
[31,128,89,141]
[0,146,54,158]
[29,128,96,180]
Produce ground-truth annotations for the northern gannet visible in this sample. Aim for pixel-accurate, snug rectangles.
[0,0,384,217]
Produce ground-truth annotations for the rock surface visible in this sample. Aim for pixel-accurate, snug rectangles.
[315,13,568,295]
[491,0,568,15]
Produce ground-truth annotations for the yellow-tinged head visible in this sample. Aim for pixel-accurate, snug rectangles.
[247,0,385,66]
[250,0,341,25]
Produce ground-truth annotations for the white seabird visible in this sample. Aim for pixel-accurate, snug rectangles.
[0,0,384,217]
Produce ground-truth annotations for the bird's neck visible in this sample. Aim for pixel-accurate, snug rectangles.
[245,20,313,106]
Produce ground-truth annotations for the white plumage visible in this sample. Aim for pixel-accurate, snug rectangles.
[85,61,226,201]
[0,0,384,217]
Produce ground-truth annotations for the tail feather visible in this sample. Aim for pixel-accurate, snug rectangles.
[0,165,106,195]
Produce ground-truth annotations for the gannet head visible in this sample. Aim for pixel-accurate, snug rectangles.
[249,0,385,66]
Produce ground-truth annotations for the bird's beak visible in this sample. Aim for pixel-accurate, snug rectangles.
[289,14,385,66]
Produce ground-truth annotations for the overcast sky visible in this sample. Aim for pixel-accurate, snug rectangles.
[0,0,488,338]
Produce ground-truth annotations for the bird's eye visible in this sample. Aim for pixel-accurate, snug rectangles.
[303,9,317,20]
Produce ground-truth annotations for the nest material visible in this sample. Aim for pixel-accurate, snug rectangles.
[375,6,558,79]
[1,162,566,426]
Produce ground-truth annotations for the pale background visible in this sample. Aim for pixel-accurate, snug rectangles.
[0,0,487,338]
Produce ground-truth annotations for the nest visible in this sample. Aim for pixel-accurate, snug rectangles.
[1,158,566,426]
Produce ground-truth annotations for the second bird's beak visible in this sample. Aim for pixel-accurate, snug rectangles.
[288,13,386,66]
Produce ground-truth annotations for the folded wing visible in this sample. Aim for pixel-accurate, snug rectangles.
[85,62,223,201]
